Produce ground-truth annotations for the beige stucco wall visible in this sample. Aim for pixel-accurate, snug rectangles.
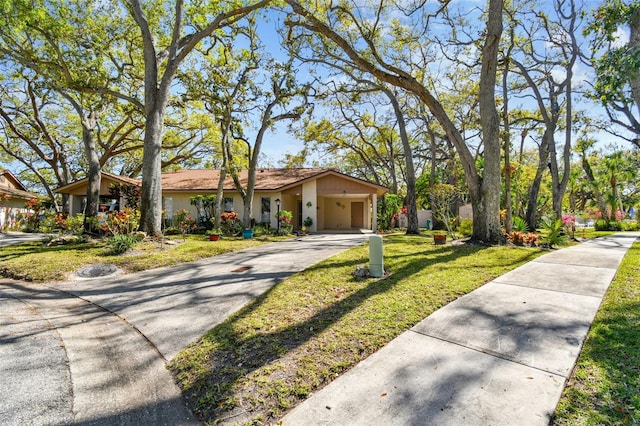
[323,197,354,230]
[163,192,284,229]
[317,175,374,195]
[302,180,317,232]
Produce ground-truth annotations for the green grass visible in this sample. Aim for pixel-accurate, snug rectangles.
[553,241,640,425]
[0,234,281,282]
[168,234,545,425]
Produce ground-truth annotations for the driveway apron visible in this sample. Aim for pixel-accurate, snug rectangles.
[0,281,196,425]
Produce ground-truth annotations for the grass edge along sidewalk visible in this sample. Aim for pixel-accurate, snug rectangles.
[552,240,640,425]
[169,235,546,425]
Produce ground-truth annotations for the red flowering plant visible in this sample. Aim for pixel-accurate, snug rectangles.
[220,211,240,236]
[101,208,140,236]
[276,210,293,234]
[172,209,197,237]
[562,214,576,239]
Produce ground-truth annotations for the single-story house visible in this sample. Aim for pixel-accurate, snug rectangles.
[0,170,38,230]
[54,169,389,232]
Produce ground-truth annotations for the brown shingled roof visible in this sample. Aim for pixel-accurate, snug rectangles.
[54,172,141,194]
[55,168,388,195]
[161,168,332,192]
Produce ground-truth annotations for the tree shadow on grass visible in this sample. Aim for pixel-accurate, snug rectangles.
[171,240,542,424]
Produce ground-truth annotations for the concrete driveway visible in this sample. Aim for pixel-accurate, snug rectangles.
[0,233,369,425]
[0,231,48,247]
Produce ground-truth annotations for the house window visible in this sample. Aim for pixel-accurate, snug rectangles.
[261,197,271,223]
[163,197,173,219]
[224,197,234,212]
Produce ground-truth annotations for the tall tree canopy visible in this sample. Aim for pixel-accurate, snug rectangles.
[586,0,640,148]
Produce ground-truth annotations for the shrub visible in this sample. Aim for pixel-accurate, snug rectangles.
[540,216,567,248]
[102,208,140,236]
[595,219,624,231]
[457,219,473,237]
[164,226,179,235]
[106,233,138,254]
[506,231,539,246]
[512,216,528,232]
[220,211,240,236]
[608,221,623,231]
[622,221,638,231]
[63,214,86,235]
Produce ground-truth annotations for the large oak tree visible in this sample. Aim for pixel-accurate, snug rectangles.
[283,0,504,243]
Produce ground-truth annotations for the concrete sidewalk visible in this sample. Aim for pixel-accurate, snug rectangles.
[282,233,639,426]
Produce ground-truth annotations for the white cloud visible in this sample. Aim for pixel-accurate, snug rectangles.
[611,28,629,48]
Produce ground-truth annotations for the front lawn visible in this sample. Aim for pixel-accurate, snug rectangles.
[169,235,545,424]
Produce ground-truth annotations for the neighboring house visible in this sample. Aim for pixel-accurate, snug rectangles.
[0,170,38,230]
[54,169,388,232]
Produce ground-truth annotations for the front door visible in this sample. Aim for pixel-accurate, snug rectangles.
[351,201,364,228]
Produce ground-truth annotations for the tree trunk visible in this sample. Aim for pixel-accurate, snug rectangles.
[526,131,550,230]
[475,0,504,243]
[382,86,420,234]
[83,122,101,233]
[214,168,226,229]
[502,28,515,234]
[138,109,164,236]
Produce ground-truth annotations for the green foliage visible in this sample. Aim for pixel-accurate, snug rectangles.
[106,233,138,255]
[37,212,85,235]
[276,210,293,225]
[377,194,403,230]
[102,208,140,236]
[595,219,624,231]
[63,214,86,235]
[512,216,529,232]
[190,195,217,226]
[276,210,293,235]
[36,210,61,233]
[585,0,640,103]
[173,209,198,235]
[109,184,141,210]
[540,216,568,248]
[457,219,473,237]
[220,211,240,236]
[206,228,223,236]
[622,221,639,231]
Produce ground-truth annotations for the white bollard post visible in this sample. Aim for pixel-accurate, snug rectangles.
[369,235,384,278]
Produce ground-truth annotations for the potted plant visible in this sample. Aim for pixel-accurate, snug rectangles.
[206,228,222,241]
[433,231,447,245]
[242,228,254,239]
